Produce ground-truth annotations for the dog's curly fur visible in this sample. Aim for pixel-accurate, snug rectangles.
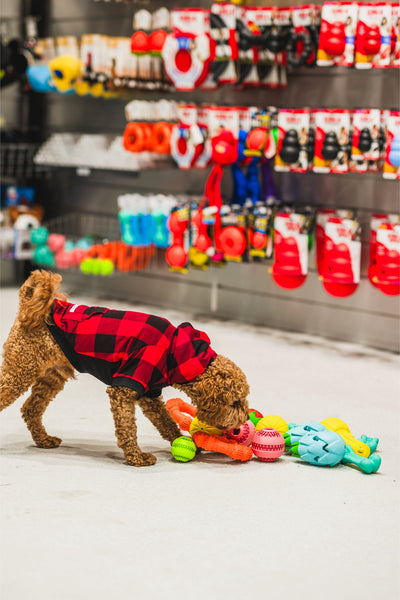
[0,270,250,466]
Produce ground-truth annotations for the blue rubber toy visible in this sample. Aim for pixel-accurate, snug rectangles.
[231,130,261,206]
[388,134,400,168]
[284,420,326,449]
[298,430,346,467]
[291,425,381,474]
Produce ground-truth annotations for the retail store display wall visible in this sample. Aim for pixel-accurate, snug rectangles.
[1,0,399,352]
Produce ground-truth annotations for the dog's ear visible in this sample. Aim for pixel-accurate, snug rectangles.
[18,271,39,300]
[18,270,65,330]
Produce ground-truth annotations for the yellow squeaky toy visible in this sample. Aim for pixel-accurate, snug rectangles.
[189,417,223,437]
[49,56,82,93]
[256,415,289,434]
[321,418,371,457]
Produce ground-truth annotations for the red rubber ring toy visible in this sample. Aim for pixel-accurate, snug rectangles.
[218,226,247,257]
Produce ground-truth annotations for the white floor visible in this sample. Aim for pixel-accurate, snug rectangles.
[0,286,399,600]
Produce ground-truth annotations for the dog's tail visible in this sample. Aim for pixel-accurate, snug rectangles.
[18,270,66,331]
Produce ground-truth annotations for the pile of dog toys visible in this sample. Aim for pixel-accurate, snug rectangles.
[166,398,381,475]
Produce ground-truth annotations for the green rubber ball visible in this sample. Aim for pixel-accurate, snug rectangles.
[80,258,94,274]
[30,227,49,246]
[33,245,55,267]
[171,436,197,462]
[91,258,102,275]
[100,259,114,276]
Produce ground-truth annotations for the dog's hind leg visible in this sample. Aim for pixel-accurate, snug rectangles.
[138,395,181,444]
[21,364,73,448]
[0,354,38,412]
[107,386,157,467]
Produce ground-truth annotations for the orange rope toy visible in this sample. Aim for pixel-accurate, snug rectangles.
[166,398,253,462]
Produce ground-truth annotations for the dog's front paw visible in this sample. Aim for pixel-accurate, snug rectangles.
[36,435,62,449]
[126,452,157,467]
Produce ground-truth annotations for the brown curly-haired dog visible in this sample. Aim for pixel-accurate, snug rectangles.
[0,270,250,466]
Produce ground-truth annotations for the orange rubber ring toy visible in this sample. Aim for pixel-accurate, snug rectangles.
[151,121,172,154]
[123,122,153,153]
[142,123,154,151]
[165,398,253,462]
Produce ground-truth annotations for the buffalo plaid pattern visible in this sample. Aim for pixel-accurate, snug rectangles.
[47,300,217,397]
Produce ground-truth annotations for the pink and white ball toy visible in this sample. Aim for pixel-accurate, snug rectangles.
[225,420,256,446]
[252,428,285,462]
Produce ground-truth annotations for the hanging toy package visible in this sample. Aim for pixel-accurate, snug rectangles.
[316,208,338,274]
[218,203,248,263]
[320,214,361,298]
[271,210,312,290]
[130,7,172,90]
[247,203,275,263]
[130,10,152,88]
[247,7,276,88]
[306,109,316,170]
[202,2,238,90]
[313,109,351,174]
[165,202,190,273]
[200,106,240,265]
[236,6,290,89]
[350,108,381,172]
[231,106,266,207]
[287,4,321,69]
[317,1,359,67]
[383,110,400,179]
[261,107,280,188]
[271,7,292,89]
[235,5,260,88]
[391,2,400,67]
[206,106,240,203]
[370,108,390,173]
[149,7,171,90]
[275,108,310,173]
[170,103,204,170]
[243,108,273,163]
[355,2,392,69]
[194,104,213,169]
[162,8,212,91]
[189,203,215,270]
[368,214,400,296]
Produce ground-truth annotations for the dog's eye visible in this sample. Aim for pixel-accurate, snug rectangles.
[231,400,241,408]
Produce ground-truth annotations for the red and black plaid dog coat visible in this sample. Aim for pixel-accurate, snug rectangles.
[48,300,217,398]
